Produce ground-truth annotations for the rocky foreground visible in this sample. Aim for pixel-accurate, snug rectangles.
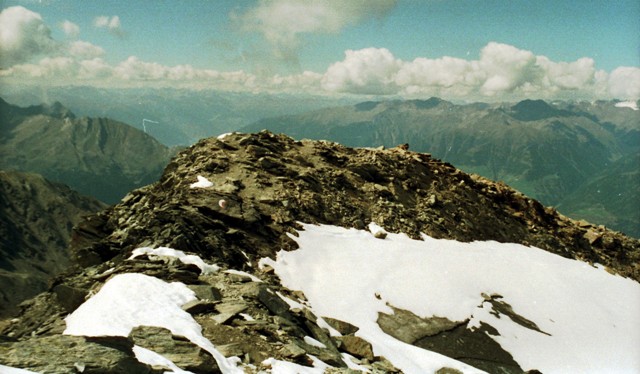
[1,131,638,373]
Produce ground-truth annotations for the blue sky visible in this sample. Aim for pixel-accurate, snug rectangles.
[1,0,639,100]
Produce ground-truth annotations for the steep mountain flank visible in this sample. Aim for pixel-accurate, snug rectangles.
[0,98,176,204]
[556,151,640,233]
[2,132,637,373]
[0,170,106,317]
[244,98,640,237]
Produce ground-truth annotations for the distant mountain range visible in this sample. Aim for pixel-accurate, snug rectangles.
[244,98,640,237]
[2,86,356,146]
[0,98,176,204]
[1,93,637,236]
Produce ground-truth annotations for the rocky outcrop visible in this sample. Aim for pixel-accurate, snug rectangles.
[70,131,640,280]
[130,326,219,373]
[0,334,158,373]
[1,131,638,373]
[0,170,106,317]
[378,305,525,373]
[245,99,640,237]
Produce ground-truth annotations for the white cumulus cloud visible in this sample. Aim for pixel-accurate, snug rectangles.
[536,56,596,90]
[270,70,323,91]
[2,12,638,103]
[608,66,640,100]
[113,56,165,80]
[0,6,58,68]
[78,58,112,79]
[237,0,397,63]
[60,20,80,38]
[67,40,105,59]
[93,15,125,38]
[321,47,401,94]
[10,56,78,79]
[395,56,484,97]
[478,42,541,96]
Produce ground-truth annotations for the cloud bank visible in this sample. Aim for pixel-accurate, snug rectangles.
[1,6,638,101]
[67,40,105,59]
[320,42,627,100]
[4,42,639,101]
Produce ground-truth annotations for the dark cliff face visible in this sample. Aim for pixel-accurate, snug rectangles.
[2,131,638,373]
[0,170,106,317]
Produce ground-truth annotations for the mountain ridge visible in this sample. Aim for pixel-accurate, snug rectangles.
[0,98,177,204]
[1,131,637,373]
[1,86,358,146]
[243,97,640,237]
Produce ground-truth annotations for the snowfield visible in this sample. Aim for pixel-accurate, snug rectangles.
[262,223,640,374]
[10,222,635,374]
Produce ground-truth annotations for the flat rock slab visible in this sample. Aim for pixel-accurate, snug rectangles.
[0,334,156,374]
[322,316,359,335]
[182,299,219,314]
[130,325,219,374]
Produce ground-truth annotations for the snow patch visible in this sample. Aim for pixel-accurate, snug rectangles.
[263,223,640,374]
[316,316,342,337]
[262,355,329,373]
[0,366,39,374]
[63,273,242,374]
[133,345,193,374]
[342,353,371,372]
[217,132,238,140]
[130,246,219,275]
[615,100,638,110]
[276,291,306,310]
[239,313,255,321]
[190,175,213,188]
[303,335,327,348]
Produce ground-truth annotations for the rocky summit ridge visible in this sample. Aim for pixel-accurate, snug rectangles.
[244,98,640,237]
[72,131,639,277]
[1,131,638,373]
